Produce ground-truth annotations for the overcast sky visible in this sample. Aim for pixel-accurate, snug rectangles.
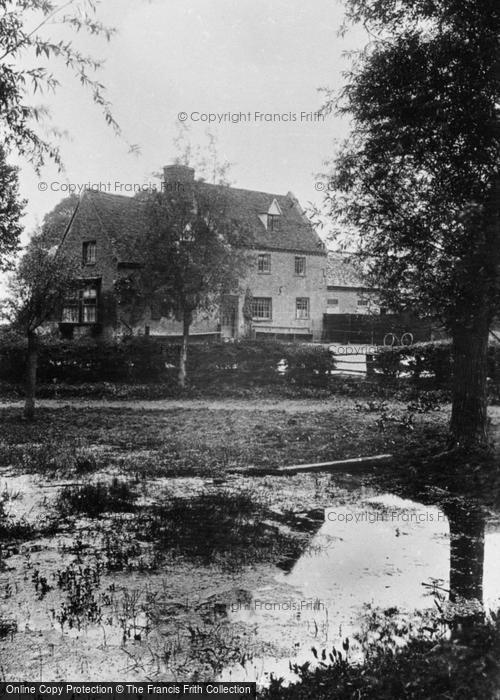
[15,0,367,241]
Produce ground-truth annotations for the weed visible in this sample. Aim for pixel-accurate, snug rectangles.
[54,559,104,631]
[56,478,137,518]
[136,490,303,568]
[0,617,17,639]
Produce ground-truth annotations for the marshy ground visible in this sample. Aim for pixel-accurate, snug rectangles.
[0,398,499,686]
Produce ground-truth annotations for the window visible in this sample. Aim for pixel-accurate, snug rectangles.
[296,297,310,320]
[82,241,96,265]
[251,297,272,320]
[357,298,369,307]
[327,298,339,306]
[294,256,306,276]
[62,284,98,324]
[267,214,281,231]
[257,253,271,273]
[62,300,79,323]
[82,286,98,322]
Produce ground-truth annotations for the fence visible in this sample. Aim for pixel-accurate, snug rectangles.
[322,313,437,345]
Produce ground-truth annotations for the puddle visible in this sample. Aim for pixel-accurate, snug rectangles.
[1,468,500,685]
[221,492,500,685]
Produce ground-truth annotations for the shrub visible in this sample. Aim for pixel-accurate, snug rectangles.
[373,341,453,386]
[0,337,335,389]
[55,478,137,517]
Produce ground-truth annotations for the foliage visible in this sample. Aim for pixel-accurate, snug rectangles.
[263,606,500,700]
[0,0,120,169]
[372,341,453,385]
[323,1,500,325]
[56,478,137,517]
[31,193,79,250]
[373,341,500,393]
[0,440,104,476]
[0,487,33,540]
[135,490,302,568]
[0,337,337,388]
[123,182,251,318]
[322,0,500,447]
[2,241,77,333]
[0,145,24,269]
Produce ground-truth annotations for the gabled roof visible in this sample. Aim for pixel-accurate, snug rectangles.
[69,191,149,263]
[64,182,326,261]
[327,251,373,289]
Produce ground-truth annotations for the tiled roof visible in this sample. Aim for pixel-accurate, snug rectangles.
[84,191,149,262]
[327,252,371,288]
[69,183,325,262]
[199,183,326,254]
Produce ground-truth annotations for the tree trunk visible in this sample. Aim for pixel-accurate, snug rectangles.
[178,311,192,389]
[24,331,38,421]
[449,313,489,450]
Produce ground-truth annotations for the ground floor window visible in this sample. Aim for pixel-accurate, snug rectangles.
[251,297,272,320]
[296,297,310,319]
[62,282,99,324]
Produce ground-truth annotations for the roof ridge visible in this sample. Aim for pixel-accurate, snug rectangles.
[200,181,294,200]
[83,190,147,203]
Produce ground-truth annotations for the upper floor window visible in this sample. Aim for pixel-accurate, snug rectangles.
[296,297,310,320]
[251,297,272,320]
[295,256,306,276]
[257,253,271,273]
[82,241,96,265]
[327,298,339,306]
[267,214,281,231]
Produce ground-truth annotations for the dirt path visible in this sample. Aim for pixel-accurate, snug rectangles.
[0,397,350,412]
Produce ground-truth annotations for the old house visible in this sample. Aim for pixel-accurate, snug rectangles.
[326,252,381,315]
[57,165,328,341]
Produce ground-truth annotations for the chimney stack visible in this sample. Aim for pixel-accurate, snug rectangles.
[163,164,195,183]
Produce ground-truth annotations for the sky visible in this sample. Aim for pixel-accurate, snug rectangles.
[13,0,368,242]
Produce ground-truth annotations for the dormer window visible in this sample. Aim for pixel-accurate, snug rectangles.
[259,198,283,231]
[267,214,281,231]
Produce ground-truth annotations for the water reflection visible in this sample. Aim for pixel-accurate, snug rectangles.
[223,467,500,684]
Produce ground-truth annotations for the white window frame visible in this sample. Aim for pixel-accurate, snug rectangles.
[251,297,272,320]
[296,297,310,320]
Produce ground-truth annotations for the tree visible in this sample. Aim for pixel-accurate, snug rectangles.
[0,0,122,170]
[322,0,500,450]
[3,241,77,419]
[118,175,251,388]
[0,144,24,268]
[32,193,79,249]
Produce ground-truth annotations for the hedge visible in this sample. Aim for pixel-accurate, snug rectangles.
[371,340,500,387]
[0,336,336,389]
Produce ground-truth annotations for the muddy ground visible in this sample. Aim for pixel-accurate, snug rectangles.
[1,399,498,684]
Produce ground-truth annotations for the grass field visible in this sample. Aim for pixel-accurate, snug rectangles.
[0,397,448,478]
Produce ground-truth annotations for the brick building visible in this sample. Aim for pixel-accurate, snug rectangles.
[57,165,328,341]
